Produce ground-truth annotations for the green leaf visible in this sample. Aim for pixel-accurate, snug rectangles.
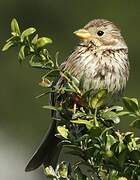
[45,166,56,177]
[118,142,126,154]
[108,170,118,180]
[71,119,93,130]
[72,112,85,119]
[108,106,123,112]
[106,134,117,150]
[36,37,52,49]
[11,18,20,35]
[30,61,44,68]
[118,149,128,167]
[118,177,127,180]
[31,34,38,44]
[57,161,70,178]
[6,36,16,43]
[117,111,130,116]
[55,51,59,67]
[18,45,26,60]
[123,97,140,116]
[101,111,120,124]
[57,126,69,139]
[21,27,36,39]
[2,41,14,51]
[90,89,107,109]
[43,105,61,111]
[130,119,140,129]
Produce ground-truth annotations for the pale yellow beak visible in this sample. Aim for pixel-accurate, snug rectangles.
[73,29,92,40]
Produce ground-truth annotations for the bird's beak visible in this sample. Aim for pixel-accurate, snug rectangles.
[73,29,92,40]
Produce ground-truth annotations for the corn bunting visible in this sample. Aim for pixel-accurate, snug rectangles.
[25,19,129,171]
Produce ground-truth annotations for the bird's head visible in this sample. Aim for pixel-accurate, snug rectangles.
[74,19,127,49]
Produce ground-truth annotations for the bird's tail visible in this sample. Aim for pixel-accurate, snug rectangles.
[25,120,61,172]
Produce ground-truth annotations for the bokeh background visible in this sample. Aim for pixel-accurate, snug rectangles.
[0,0,139,179]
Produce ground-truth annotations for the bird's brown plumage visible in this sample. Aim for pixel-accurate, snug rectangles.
[25,19,129,172]
[63,19,129,98]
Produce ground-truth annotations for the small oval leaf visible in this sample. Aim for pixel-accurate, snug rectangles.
[36,37,52,49]
[45,166,56,177]
[123,97,140,115]
[90,89,107,109]
[2,41,14,51]
[31,34,38,44]
[21,27,36,39]
[18,45,26,60]
[101,111,120,124]
[71,119,93,130]
[57,126,69,139]
[11,18,20,35]
[57,162,70,178]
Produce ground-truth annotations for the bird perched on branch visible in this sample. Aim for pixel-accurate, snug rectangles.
[25,19,129,172]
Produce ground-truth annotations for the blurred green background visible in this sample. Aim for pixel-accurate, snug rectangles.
[0,0,139,179]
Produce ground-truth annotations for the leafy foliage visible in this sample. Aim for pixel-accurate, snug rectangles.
[2,18,54,69]
[3,18,140,180]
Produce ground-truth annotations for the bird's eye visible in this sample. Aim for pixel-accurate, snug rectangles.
[97,30,104,36]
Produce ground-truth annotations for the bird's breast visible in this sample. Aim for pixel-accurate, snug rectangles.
[64,47,129,94]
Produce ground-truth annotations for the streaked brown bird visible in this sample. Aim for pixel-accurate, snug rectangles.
[25,19,129,172]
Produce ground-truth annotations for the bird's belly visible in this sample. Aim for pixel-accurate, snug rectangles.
[69,55,127,94]
[83,69,123,93]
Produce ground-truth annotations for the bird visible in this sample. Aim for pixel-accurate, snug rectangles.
[25,19,129,172]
